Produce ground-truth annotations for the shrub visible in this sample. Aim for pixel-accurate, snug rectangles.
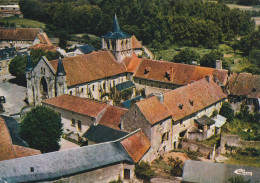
[219,102,234,122]
[134,161,156,182]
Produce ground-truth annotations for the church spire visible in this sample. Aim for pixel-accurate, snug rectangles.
[112,13,121,33]
[56,56,66,76]
[26,52,33,72]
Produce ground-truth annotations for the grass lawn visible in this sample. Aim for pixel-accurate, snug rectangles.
[154,45,212,61]
[0,17,45,29]
[225,155,260,167]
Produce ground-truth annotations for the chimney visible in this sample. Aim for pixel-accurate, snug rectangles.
[149,93,164,103]
[205,76,210,83]
[216,60,222,70]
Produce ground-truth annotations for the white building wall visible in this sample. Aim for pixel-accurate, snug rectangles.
[43,103,98,134]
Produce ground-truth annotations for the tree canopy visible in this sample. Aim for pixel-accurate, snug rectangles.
[20,106,63,153]
[200,50,224,68]
[8,49,59,77]
[173,48,200,64]
[19,0,255,49]
[219,102,234,122]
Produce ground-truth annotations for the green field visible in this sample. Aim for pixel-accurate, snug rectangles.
[0,17,45,29]
[154,45,212,61]
[0,0,18,5]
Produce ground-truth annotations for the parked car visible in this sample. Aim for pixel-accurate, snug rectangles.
[0,104,5,112]
[0,96,6,103]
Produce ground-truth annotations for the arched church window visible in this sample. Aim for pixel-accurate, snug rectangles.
[111,40,115,50]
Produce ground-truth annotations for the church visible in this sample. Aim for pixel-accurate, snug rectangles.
[26,14,228,105]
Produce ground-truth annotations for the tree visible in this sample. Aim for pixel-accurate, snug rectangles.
[20,106,63,153]
[134,161,156,182]
[169,157,184,177]
[9,56,27,77]
[219,102,234,122]
[8,50,59,78]
[173,48,200,64]
[200,50,223,68]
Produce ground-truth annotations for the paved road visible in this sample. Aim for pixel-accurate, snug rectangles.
[59,138,80,151]
[0,74,27,117]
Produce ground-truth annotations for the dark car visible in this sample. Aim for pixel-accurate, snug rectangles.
[0,96,6,103]
[0,104,5,112]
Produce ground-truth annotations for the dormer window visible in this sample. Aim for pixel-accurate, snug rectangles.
[189,99,193,106]
[165,70,171,81]
[178,103,183,110]
[144,67,151,75]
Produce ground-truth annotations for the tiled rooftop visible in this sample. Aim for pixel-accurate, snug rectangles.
[0,28,41,41]
[49,51,127,87]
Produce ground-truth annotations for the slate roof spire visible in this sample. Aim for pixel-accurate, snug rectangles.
[112,13,121,33]
[56,56,66,76]
[102,13,131,39]
[26,52,33,72]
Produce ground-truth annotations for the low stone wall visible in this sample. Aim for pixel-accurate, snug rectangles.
[181,140,213,159]
[220,134,260,154]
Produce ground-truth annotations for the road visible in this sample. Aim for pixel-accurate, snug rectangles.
[0,74,27,117]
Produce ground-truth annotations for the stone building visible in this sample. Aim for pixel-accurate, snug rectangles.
[42,94,128,135]
[227,72,260,112]
[0,129,150,183]
[0,28,42,48]
[123,57,228,96]
[121,77,227,161]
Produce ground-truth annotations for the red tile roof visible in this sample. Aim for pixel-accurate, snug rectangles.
[0,28,41,41]
[125,56,142,73]
[227,73,260,98]
[98,105,128,130]
[49,51,127,87]
[134,59,228,86]
[136,96,171,124]
[0,117,40,161]
[164,77,227,121]
[120,130,151,163]
[37,33,52,45]
[42,95,108,118]
[30,44,57,52]
[132,35,142,49]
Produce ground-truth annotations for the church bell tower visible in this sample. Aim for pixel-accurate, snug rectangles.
[102,14,132,63]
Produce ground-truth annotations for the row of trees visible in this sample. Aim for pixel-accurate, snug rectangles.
[219,0,260,6]
[172,49,224,68]
[19,0,255,49]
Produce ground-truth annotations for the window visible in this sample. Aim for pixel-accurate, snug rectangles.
[124,169,130,179]
[70,91,72,95]
[161,132,169,143]
[92,85,95,91]
[78,120,82,132]
[92,117,95,122]
[103,82,106,90]
[139,79,141,84]
[71,118,75,127]
[81,88,84,93]
[30,167,34,172]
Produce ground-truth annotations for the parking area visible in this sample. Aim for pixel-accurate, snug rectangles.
[0,74,27,116]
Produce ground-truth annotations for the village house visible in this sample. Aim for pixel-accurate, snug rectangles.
[121,77,227,161]
[0,116,40,161]
[0,5,23,18]
[0,129,150,183]
[124,57,228,96]
[0,28,42,48]
[42,94,128,135]
[0,47,17,76]
[227,72,260,112]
